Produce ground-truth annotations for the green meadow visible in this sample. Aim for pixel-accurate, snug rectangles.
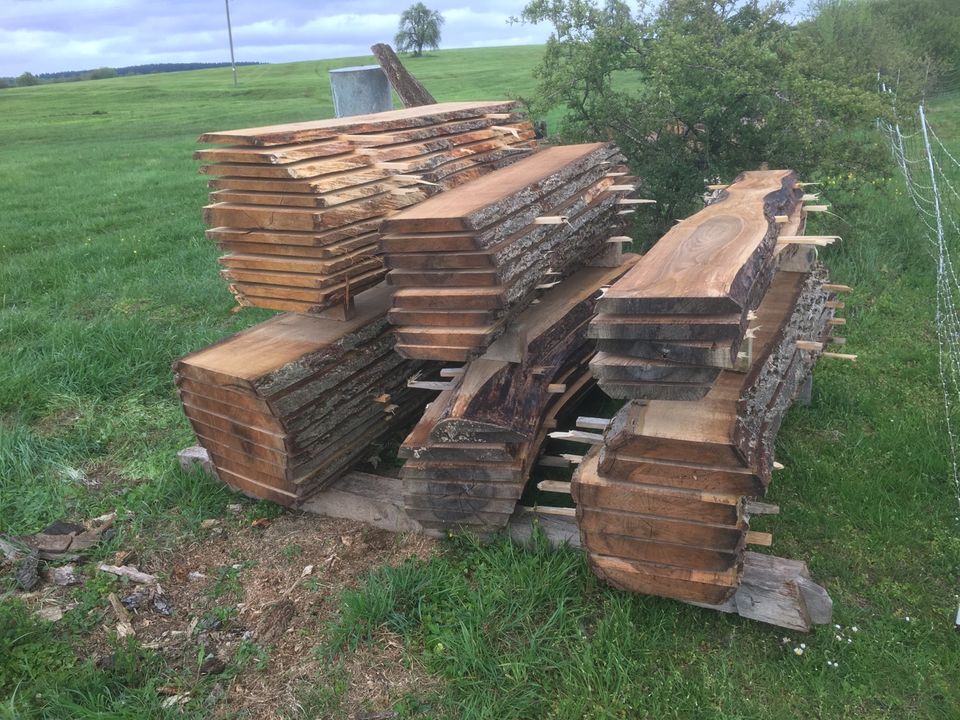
[1,46,959,718]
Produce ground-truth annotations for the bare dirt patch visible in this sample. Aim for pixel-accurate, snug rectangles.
[12,511,439,719]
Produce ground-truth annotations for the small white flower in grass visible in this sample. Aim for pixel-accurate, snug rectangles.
[800,643,806,649]
[905,616,912,622]
[782,637,790,644]
[847,638,852,643]
[834,624,841,629]
[851,626,858,632]
[794,647,804,656]
[836,635,842,641]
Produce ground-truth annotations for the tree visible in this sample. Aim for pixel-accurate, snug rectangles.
[516,0,887,230]
[395,3,444,57]
[15,72,39,87]
[88,67,117,80]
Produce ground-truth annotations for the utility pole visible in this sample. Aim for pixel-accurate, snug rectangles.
[225,0,237,86]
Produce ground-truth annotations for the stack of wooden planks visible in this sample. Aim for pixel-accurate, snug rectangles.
[588,170,805,400]
[571,260,837,609]
[196,101,538,313]
[379,143,636,361]
[399,257,639,534]
[174,284,436,506]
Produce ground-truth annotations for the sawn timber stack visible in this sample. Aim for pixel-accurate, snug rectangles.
[174,284,436,506]
[572,258,838,620]
[197,101,538,313]
[400,256,639,534]
[589,170,803,400]
[380,143,636,361]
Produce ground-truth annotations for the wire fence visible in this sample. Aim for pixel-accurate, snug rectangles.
[879,100,960,523]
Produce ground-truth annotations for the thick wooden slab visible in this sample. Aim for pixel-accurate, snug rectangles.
[598,170,799,315]
[381,143,611,233]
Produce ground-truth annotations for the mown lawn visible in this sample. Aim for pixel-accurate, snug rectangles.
[1,47,959,719]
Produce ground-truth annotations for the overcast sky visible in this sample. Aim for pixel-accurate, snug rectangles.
[0,0,554,76]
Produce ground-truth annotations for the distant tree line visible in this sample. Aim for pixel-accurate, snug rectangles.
[0,62,264,89]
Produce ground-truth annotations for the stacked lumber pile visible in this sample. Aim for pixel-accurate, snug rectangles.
[196,102,537,313]
[174,284,435,506]
[399,257,639,534]
[379,143,636,361]
[589,171,807,400]
[563,173,849,627]
[573,265,835,604]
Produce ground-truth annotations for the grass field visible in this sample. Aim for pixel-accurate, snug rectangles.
[1,46,959,718]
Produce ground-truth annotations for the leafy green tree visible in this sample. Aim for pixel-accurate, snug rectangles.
[88,67,117,80]
[516,0,887,227]
[395,2,444,57]
[15,72,40,87]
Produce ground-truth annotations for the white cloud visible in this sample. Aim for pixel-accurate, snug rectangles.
[0,1,551,76]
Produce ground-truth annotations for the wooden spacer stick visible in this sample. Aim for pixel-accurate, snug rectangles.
[801,193,820,202]
[828,318,847,326]
[546,383,567,394]
[548,430,604,445]
[521,505,576,518]
[576,416,610,431]
[490,125,521,138]
[707,183,729,190]
[484,112,513,119]
[745,501,780,515]
[823,283,853,293]
[537,480,572,494]
[822,352,857,361]
[537,456,571,469]
[617,209,636,216]
[439,368,464,378]
[746,531,773,546]
[533,216,569,225]
[796,181,820,187]
[609,184,636,191]
[536,281,561,290]
[617,198,656,205]
[803,204,831,212]
[773,461,785,470]
[774,215,790,224]
[605,171,629,177]
[796,340,823,351]
[608,235,633,243]
[407,380,455,391]
[778,235,840,245]
[826,301,845,309]
[560,453,584,464]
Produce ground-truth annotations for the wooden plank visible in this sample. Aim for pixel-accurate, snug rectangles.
[598,170,799,315]
[198,100,521,146]
[381,143,612,233]
[371,42,437,106]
